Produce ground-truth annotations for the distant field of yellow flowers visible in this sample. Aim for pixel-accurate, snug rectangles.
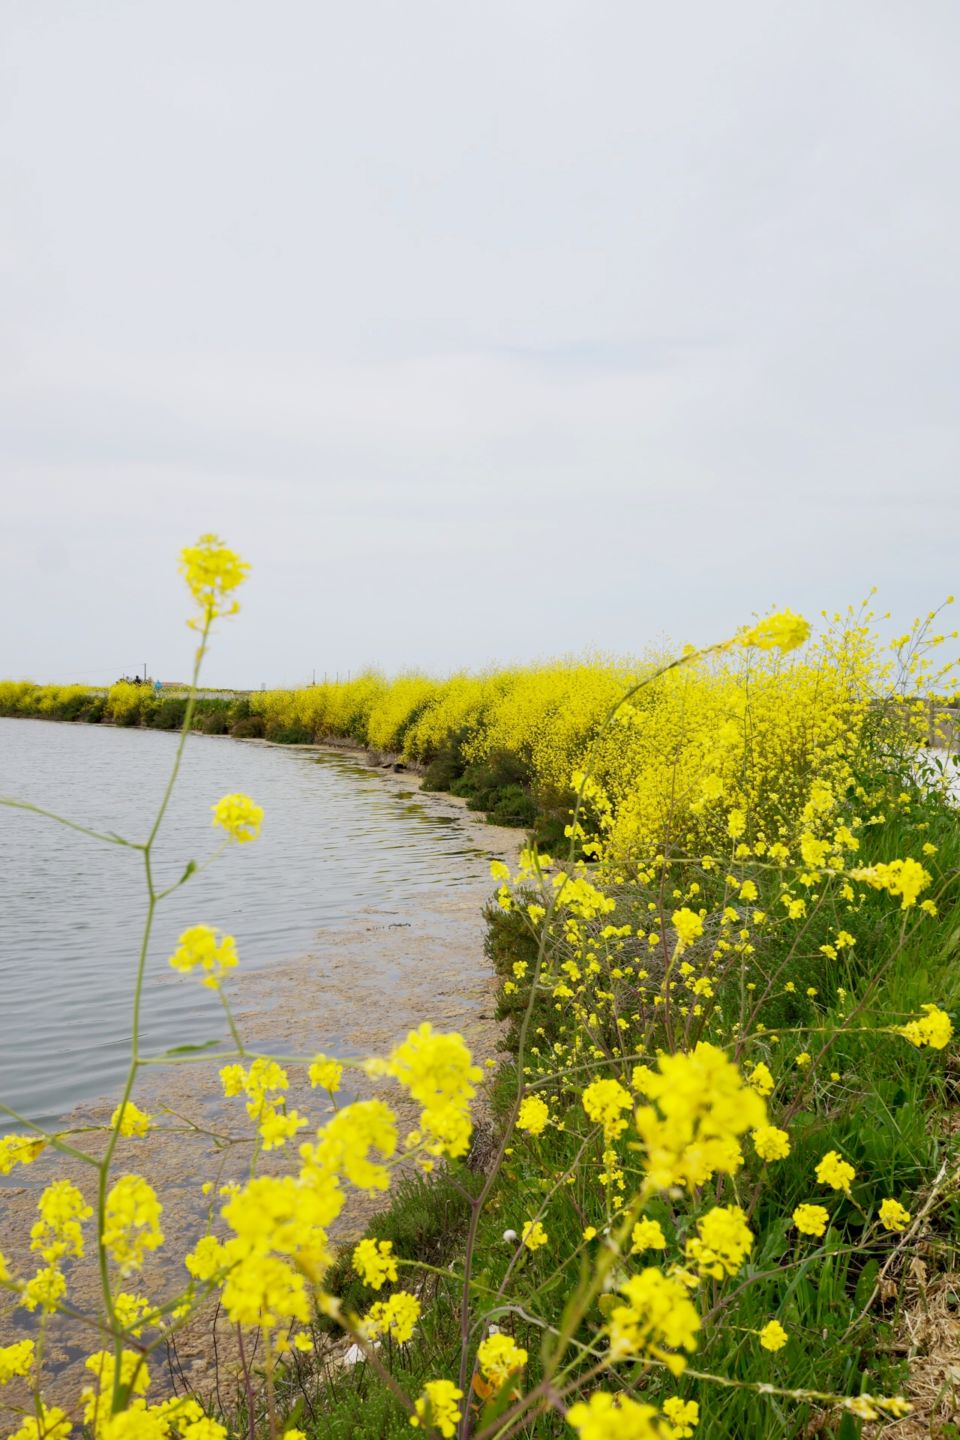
[2,539,960,1440]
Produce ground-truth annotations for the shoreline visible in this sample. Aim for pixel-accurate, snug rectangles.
[0,744,522,1407]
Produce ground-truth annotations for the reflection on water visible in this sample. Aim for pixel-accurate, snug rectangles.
[0,720,488,1127]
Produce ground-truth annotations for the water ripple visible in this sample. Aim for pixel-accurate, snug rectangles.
[0,720,490,1127]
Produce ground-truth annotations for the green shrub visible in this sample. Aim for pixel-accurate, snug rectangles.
[152,697,189,731]
[231,716,265,739]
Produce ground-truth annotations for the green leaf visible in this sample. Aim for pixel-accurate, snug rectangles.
[854,1258,880,1310]
[836,1410,861,1440]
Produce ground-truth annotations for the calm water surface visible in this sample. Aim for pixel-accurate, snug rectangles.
[0,720,490,1127]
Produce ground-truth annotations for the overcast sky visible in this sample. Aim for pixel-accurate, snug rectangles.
[1,2,958,688]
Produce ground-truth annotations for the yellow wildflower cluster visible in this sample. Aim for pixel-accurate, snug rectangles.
[879,1198,911,1232]
[582,1078,634,1141]
[607,1268,701,1371]
[211,792,264,844]
[516,1094,551,1135]
[220,1056,308,1150]
[0,1339,34,1385]
[308,1054,344,1093]
[169,925,239,989]
[30,1180,92,1264]
[0,1134,45,1175]
[793,1204,830,1238]
[362,1289,421,1343]
[476,1332,528,1388]
[103,1175,164,1275]
[352,1238,398,1290]
[815,1150,856,1194]
[368,1022,481,1160]
[684,1205,754,1280]
[178,533,250,627]
[896,1003,953,1049]
[849,857,932,909]
[110,1100,152,1137]
[409,1379,463,1437]
[633,1043,766,1190]
[566,1391,666,1439]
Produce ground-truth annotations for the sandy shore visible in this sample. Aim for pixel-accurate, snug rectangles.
[0,755,520,1414]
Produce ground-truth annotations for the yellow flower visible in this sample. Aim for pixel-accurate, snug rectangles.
[409,1379,463,1437]
[363,1290,421,1344]
[582,1078,633,1141]
[30,1180,92,1264]
[179,534,250,626]
[304,1098,397,1191]
[516,1095,550,1136]
[849,858,931,909]
[758,1319,788,1351]
[308,1055,344,1093]
[792,1203,829,1237]
[568,1392,665,1440]
[0,1339,34,1385]
[169,924,239,989]
[748,1062,774,1097]
[0,1135,46,1175]
[352,1238,398,1290]
[752,1126,790,1162]
[633,1042,765,1191]
[103,1175,164,1275]
[607,1267,700,1370]
[671,907,704,954]
[373,1023,480,1160]
[795,1052,811,1068]
[685,1205,753,1279]
[6,1404,71,1440]
[896,1004,953,1050]
[259,1109,308,1152]
[521,1220,548,1251]
[878,1198,911,1232]
[20,1265,67,1313]
[631,1217,667,1252]
[476,1332,528,1388]
[662,1396,700,1437]
[815,1150,855,1193]
[111,1100,152,1138]
[81,1348,150,1428]
[211,793,264,844]
[739,609,811,653]
[114,1291,151,1336]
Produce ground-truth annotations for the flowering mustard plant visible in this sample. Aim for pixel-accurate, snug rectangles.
[2,552,954,1436]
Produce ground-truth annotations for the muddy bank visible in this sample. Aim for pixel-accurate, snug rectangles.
[0,759,521,1414]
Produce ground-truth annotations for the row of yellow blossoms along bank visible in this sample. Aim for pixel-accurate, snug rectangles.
[2,536,956,1440]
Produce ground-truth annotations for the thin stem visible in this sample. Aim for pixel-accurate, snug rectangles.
[0,796,140,849]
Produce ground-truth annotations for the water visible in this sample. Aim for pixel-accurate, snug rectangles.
[0,719,489,1128]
